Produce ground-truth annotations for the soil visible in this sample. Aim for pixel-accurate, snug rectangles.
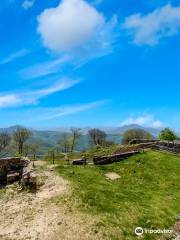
[0,162,103,240]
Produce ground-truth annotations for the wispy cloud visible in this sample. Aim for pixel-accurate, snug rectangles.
[123,4,180,46]
[120,114,164,129]
[0,100,109,127]
[20,100,109,122]
[0,95,21,108]
[39,100,108,120]
[22,0,35,10]
[92,0,104,6]
[0,78,80,109]
[19,55,71,79]
[0,49,29,65]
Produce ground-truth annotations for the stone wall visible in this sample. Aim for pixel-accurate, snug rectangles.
[93,151,140,165]
[153,141,180,153]
[129,139,159,144]
[130,139,180,154]
[0,157,30,184]
[72,158,87,165]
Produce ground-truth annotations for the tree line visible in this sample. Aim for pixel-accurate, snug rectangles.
[0,127,111,157]
[0,126,178,158]
[58,128,114,153]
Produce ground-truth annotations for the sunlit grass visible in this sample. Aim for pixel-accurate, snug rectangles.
[55,151,180,240]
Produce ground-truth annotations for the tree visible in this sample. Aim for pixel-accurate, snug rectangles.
[13,128,31,154]
[29,142,40,167]
[0,132,11,157]
[88,128,107,146]
[159,128,177,142]
[22,143,30,157]
[70,128,81,152]
[48,149,56,164]
[122,128,152,144]
[59,133,74,153]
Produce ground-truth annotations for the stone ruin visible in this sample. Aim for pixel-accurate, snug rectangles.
[72,157,87,165]
[72,140,180,166]
[130,139,180,154]
[0,157,36,188]
[152,141,180,153]
[93,151,140,165]
[129,139,159,144]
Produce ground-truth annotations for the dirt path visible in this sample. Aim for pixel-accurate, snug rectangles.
[0,163,103,240]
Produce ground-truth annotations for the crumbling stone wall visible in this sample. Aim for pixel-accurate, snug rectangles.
[153,141,180,153]
[129,139,159,145]
[130,139,180,154]
[0,157,30,184]
[72,157,87,165]
[93,151,140,165]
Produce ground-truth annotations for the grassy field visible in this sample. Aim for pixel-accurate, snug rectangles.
[54,150,180,240]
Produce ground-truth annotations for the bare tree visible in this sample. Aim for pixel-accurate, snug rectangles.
[59,133,71,153]
[22,143,30,157]
[0,132,11,157]
[13,128,31,154]
[29,142,40,167]
[88,128,107,146]
[48,149,56,164]
[70,128,81,152]
[59,129,81,153]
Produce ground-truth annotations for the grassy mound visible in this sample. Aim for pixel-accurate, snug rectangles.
[55,151,180,240]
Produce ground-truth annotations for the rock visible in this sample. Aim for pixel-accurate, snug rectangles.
[0,157,31,184]
[105,172,121,181]
[7,172,20,184]
[174,236,180,240]
[72,158,87,165]
[21,170,37,191]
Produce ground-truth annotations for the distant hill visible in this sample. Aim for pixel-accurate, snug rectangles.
[0,124,161,154]
[100,124,160,136]
[0,125,25,134]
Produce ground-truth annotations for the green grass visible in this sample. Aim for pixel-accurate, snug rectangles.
[55,151,180,240]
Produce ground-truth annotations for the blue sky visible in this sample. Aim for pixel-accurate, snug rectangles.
[0,0,180,130]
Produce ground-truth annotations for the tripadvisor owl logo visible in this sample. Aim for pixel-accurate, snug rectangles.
[135,227,144,236]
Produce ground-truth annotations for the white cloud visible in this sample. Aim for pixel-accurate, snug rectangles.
[38,0,103,52]
[0,100,109,126]
[151,120,164,128]
[31,78,80,98]
[123,4,180,46]
[0,78,80,109]
[120,114,164,129]
[37,0,116,58]
[0,49,29,65]
[0,95,21,108]
[22,0,35,10]
[33,100,108,121]
[19,55,71,79]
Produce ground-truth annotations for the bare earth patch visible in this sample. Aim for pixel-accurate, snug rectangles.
[105,172,121,181]
[173,222,180,236]
[0,163,103,240]
[36,171,67,200]
[160,221,180,240]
